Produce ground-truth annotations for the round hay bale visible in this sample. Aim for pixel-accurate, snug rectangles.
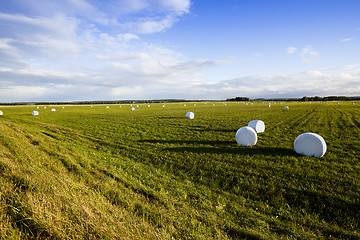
[0,111,3,115]
[248,120,265,133]
[162,105,165,107]
[285,106,289,109]
[51,108,56,112]
[294,133,327,158]
[131,107,135,111]
[37,107,39,109]
[32,111,39,116]
[148,105,150,107]
[267,104,271,107]
[185,112,194,119]
[106,106,109,108]
[235,126,257,146]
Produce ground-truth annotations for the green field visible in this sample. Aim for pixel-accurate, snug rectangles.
[0,102,359,239]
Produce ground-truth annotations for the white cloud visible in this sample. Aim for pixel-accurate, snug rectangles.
[118,0,190,34]
[1,62,359,101]
[0,38,20,57]
[0,86,48,101]
[157,0,191,14]
[110,86,144,96]
[286,46,297,54]
[117,33,140,42]
[124,15,177,34]
[341,37,355,42]
[301,45,319,63]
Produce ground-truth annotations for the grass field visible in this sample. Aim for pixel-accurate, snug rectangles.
[0,101,359,239]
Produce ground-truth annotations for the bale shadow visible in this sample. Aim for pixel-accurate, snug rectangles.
[139,139,234,145]
[189,128,236,133]
[139,139,297,157]
[157,116,183,119]
[163,146,296,157]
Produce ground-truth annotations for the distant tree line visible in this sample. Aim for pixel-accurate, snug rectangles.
[226,96,360,102]
[226,97,250,101]
[300,96,360,101]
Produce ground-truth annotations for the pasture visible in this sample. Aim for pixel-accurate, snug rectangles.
[0,101,359,239]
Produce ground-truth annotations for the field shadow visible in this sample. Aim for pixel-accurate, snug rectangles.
[163,146,296,157]
[189,127,235,133]
[139,139,296,157]
[157,116,183,119]
[139,139,234,145]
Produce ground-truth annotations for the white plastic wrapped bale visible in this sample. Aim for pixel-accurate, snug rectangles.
[285,106,289,109]
[248,120,265,133]
[185,112,194,119]
[294,133,327,158]
[106,106,109,108]
[235,126,257,146]
[131,107,135,111]
[148,105,150,107]
[0,111,3,115]
[51,108,56,112]
[32,111,39,116]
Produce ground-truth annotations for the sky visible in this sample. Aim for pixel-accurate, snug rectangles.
[0,0,359,102]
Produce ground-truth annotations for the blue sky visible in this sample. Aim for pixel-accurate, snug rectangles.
[0,0,359,102]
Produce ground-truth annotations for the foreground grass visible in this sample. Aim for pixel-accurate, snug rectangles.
[0,102,359,239]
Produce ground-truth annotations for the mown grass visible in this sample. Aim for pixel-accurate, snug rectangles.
[0,101,359,239]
